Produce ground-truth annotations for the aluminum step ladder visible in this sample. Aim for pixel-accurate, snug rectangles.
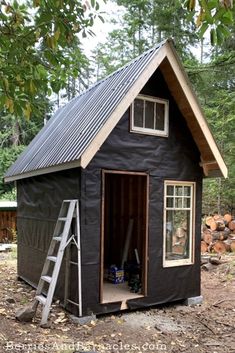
[33,199,82,326]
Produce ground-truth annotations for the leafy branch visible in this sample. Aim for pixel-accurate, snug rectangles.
[184,0,233,44]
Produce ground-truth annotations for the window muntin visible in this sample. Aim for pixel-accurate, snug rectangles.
[131,95,169,136]
[163,182,195,267]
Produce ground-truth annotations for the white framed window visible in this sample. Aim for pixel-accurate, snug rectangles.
[130,94,169,137]
[163,181,195,267]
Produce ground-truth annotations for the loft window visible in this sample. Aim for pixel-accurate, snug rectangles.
[131,95,169,136]
[163,181,195,267]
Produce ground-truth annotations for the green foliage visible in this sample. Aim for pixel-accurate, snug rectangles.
[115,0,198,59]
[186,50,235,213]
[184,0,234,44]
[0,0,102,117]
[92,0,199,80]
[0,187,16,201]
[0,146,25,197]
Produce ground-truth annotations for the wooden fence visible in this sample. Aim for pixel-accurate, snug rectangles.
[0,210,17,242]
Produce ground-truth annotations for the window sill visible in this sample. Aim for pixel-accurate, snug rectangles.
[163,259,194,268]
[130,127,168,137]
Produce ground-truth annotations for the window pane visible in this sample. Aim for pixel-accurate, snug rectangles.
[184,197,191,208]
[175,186,183,196]
[145,100,154,129]
[155,103,165,131]
[134,99,144,127]
[184,186,191,196]
[165,210,190,260]
[166,197,173,208]
[175,197,182,208]
[166,185,174,196]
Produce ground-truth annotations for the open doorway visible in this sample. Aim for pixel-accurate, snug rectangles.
[100,170,149,307]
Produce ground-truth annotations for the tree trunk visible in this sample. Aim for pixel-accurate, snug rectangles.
[11,120,20,146]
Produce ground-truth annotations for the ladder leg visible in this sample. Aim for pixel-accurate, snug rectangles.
[64,244,71,307]
[33,200,82,325]
[76,202,82,317]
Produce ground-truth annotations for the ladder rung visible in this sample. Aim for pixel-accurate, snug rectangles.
[36,295,47,305]
[58,217,68,221]
[70,261,78,265]
[41,275,52,283]
[47,256,57,262]
[67,299,80,307]
[53,236,62,241]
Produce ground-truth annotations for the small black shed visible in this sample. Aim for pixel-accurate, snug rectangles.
[5,39,227,317]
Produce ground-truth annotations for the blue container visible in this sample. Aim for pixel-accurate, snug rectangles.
[108,265,124,284]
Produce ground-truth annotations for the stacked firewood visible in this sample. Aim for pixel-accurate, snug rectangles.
[201,214,235,254]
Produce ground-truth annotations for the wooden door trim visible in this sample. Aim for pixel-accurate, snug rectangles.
[100,169,149,303]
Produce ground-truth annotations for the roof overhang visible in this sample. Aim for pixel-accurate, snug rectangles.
[5,160,81,183]
[159,41,227,178]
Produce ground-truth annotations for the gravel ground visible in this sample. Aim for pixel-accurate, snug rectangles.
[0,249,234,353]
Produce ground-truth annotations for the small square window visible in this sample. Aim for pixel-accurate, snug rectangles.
[131,95,169,137]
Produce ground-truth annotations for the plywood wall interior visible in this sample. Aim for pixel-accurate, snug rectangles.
[103,173,147,270]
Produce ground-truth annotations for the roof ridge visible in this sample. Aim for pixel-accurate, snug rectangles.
[67,39,167,105]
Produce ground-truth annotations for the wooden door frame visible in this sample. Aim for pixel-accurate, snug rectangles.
[100,169,149,303]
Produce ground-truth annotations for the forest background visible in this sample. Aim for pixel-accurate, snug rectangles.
[0,0,234,215]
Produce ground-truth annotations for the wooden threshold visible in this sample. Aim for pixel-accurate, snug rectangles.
[102,281,143,308]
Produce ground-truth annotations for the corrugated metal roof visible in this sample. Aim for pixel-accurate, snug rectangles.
[5,41,164,180]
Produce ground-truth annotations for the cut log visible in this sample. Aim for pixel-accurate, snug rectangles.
[223,239,235,252]
[210,220,218,231]
[211,229,229,241]
[212,240,227,254]
[228,220,235,231]
[215,220,225,231]
[202,224,208,232]
[224,214,232,223]
[208,242,214,253]
[205,216,214,228]
[230,240,235,252]
[223,240,231,252]
[223,227,232,237]
[201,241,208,253]
[202,230,213,244]
[213,214,224,222]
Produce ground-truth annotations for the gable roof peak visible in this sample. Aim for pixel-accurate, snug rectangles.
[4,39,227,182]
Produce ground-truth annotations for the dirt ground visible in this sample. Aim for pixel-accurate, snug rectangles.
[0,249,234,353]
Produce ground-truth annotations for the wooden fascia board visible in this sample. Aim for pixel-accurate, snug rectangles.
[4,159,81,183]
[80,46,167,168]
[164,41,228,178]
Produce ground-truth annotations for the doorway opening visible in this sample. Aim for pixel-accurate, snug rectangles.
[100,170,149,307]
